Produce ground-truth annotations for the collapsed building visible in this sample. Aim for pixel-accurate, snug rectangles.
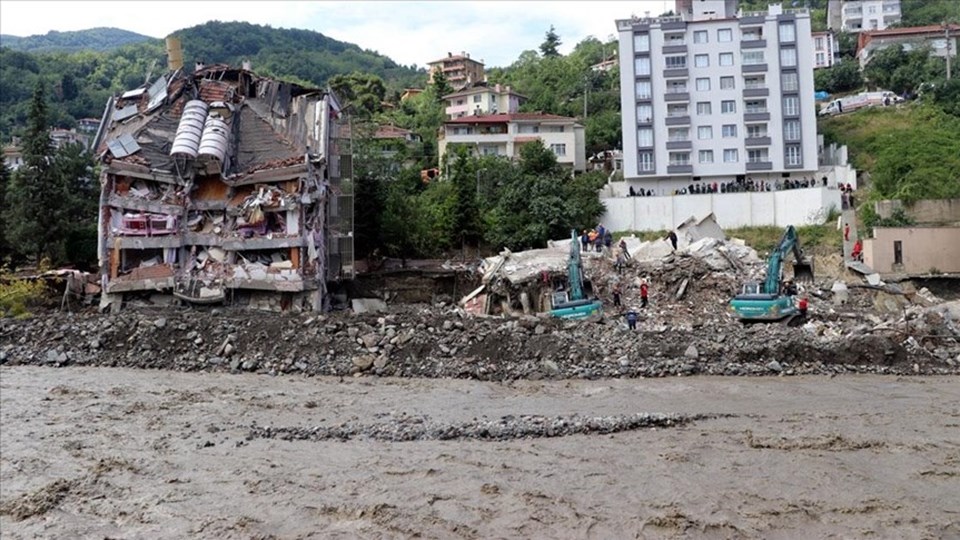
[93,59,354,312]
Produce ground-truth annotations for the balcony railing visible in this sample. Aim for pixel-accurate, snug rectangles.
[669,160,691,166]
[667,136,690,142]
[665,87,688,94]
[744,82,767,89]
[745,107,768,114]
[666,110,689,117]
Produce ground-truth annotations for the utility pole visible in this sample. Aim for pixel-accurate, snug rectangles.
[945,22,952,80]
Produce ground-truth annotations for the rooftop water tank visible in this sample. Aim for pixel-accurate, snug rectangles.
[198,114,230,162]
[170,100,208,158]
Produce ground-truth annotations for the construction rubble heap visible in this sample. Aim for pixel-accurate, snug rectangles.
[2,221,959,378]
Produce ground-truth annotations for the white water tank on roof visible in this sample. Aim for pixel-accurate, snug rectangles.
[198,114,230,162]
[170,100,208,157]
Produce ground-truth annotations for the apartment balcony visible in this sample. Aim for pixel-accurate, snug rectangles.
[743,111,771,122]
[744,136,772,146]
[739,14,765,26]
[667,163,693,174]
[742,63,767,73]
[666,140,692,150]
[741,39,767,49]
[663,68,689,78]
[443,133,511,144]
[664,92,690,102]
[743,87,769,97]
[662,44,687,54]
[745,160,773,171]
[664,115,691,125]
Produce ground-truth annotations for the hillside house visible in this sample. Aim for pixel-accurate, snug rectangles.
[857,24,959,68]
[427,51,485,90]
[94,63,353,312]
[442,83,527,119]
[439,113,586,172]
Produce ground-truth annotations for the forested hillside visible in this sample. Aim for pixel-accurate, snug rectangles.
[0,27,152,52]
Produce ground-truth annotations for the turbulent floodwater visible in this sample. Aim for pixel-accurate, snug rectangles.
[1,366,959,538]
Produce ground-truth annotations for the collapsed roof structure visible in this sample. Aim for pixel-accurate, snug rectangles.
[94,59,354,312]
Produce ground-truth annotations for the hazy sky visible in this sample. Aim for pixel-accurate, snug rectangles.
[0,0,674,68]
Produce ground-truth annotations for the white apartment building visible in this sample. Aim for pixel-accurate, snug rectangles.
[812,31,840,69]
[827,0,901,33]
[442,83,527,119]
[439,113,586,172]
[616,1,818,192]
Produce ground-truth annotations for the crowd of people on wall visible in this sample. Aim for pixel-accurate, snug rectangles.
[626,176,834,197]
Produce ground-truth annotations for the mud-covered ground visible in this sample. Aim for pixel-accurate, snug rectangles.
[2,366,958,539]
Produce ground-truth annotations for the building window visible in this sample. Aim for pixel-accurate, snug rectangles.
[698,125,713,139]
[780,48,798,67]
[457,99,465,105]
[744,75,765,89]
[473,94,482,103]
[894,240,903,265]
[784,119,801,140]
[748,148,769,163]
[637,127,654,147]
[694,30,708,44]
[747,124,767,138]
[696,78,711,91]
[779,23,796,42]
[781,71,799,92]
[635,80,652,99]
[637,104,653,122]
[723,148,739,162]
[665,56,687,69]
[783,96,800,116]
[634,33,650,52]
[696,101,712,115]
[482,146,498,156]
[718,28,733,42]
[745,99,767,113]
[719,52,734,66]
[695,54,709,68]
[785,144,802,165]
[635,57,651,76]
[639,151,654,171]
[668,127,690,142]
[667,80,688,94]
[722,124,737,137]
[518,125,540,134]
[721,100,736,114]
[665,33,685,45]
[667,104,689,117]
[699,149,714,163]
[868,5,877,14]
[720,76,735,90]
[742,51,765,65]
[669,152,690,166]
[550,143,567,157]
[815,52,826,66]
[815,37,824,49]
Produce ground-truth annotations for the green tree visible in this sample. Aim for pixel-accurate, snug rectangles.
[328,72,386,118]
[3,82,70,264]
[349,122,388,258]
[814,60,864,93]
[430,69,454,102]
[930,78,960,117]
[540,26,562,58]
[0,161,10,263]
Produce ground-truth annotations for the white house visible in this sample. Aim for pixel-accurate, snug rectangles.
[828,0,901,33]
[442,83,527,119]
[438,113,586,172]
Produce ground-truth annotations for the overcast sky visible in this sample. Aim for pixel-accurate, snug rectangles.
[0,0,673,68]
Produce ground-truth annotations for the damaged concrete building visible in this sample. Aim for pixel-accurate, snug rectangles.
[93,60,354,311]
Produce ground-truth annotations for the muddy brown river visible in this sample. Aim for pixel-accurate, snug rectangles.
[1,366,958,539]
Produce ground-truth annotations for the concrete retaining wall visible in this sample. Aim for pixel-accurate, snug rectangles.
[601,187,840,232]
[875,198,960,224]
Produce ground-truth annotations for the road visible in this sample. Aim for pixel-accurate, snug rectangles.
[2,366,959,539]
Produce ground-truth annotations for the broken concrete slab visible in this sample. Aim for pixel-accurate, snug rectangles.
[352,298,387,314]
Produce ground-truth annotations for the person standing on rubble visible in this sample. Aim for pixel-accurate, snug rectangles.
[613,283,622,308]
[619,238,631,260]
[580,230,590,252]
[626,308,638,330]
[666,231,678,251]
[603,231,613,252]
[640,279,649,308]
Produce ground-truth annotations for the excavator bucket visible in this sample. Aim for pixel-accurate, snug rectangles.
[793,259,815,283]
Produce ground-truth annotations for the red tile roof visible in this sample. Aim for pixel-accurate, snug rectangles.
[859,24,960,53]
[445,113,577,124]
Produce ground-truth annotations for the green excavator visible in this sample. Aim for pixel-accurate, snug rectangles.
[729,225,814,323]
[549,229,604,319]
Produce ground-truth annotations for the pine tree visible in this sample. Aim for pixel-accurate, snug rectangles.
[431,69,454,102]
[540,26,562,58]
[2,82,70,265]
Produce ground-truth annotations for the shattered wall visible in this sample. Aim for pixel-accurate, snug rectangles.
[95,65,353,311]
[864,227,960,275]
